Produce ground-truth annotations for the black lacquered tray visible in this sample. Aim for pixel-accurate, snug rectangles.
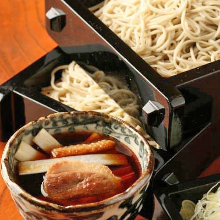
[155,173,220,220]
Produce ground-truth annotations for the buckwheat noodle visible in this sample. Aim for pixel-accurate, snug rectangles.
[91,0,220,77]
[41,61,160,149]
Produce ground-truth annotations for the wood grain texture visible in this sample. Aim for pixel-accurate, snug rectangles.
[1,0,220,220]
[0,0,56,86]
[0,0,55,219]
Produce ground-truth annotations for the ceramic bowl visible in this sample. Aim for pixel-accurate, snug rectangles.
[1,111,154,220]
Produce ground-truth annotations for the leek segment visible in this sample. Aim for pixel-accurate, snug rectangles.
[18,154,128,175]
[33,128,62,153]
[15,141,47,161]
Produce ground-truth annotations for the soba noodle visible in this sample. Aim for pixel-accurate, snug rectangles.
[42,61,160,148]
[91,0,220,77]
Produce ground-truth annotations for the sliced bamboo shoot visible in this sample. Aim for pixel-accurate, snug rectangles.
[33,128,62,154]
[18,154,128,175]
[15,141,47,161]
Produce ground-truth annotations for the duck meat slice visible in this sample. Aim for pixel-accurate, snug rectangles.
[43,160,123,203]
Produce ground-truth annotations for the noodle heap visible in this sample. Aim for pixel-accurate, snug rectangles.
[180,182,220,220]
[91,0,220,77]
[42,61,159,148]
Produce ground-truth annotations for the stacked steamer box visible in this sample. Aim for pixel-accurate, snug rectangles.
[0,0,220,219]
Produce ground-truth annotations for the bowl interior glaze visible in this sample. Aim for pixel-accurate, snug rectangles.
[2,111,154,212]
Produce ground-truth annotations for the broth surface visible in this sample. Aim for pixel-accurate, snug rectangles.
[18,132,141,206]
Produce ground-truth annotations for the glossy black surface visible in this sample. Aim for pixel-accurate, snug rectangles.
[45,0,185,150]
[44,0,220,152]
[43,0,220,183]
[155,173,220,220]
[46,7,66,32]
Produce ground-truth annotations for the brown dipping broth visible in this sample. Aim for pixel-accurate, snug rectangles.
[18,132,141,206]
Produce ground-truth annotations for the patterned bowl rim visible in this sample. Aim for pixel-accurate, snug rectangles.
[1,111,154,213]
